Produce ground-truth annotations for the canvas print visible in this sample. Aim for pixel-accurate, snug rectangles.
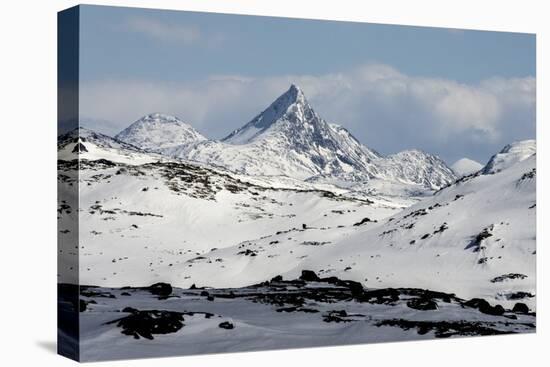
[58,5,536,362]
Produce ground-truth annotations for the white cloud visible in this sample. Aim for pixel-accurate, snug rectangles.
[125,17,201,44]
[80,64,535,162]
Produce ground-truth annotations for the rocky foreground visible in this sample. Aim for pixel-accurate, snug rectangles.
[59,271,535,361]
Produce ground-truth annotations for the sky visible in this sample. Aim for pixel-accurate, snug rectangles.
[78,4,536,164]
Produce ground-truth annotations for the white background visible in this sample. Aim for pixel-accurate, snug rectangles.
[0,0,547,365]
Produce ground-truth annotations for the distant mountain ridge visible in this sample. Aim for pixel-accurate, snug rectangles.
[113,85,457,189]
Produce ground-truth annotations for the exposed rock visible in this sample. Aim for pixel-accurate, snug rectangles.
[148,282,172,297]
[464,298,505,316]
[106,309,185,340]
[270,275,283,282]
[218,321,235,330]
[353,217,377,226]
[490,273,528,283]
[376,319,513,338]
[512,303,530,314]
[407,297,438,311]
[465,225,494,252]
[299,270,320,282]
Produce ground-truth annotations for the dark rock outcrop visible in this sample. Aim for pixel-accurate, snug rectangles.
[148,282,173,297]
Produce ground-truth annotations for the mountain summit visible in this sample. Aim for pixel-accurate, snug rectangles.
[451,158,483,177]
[223,84,311,144]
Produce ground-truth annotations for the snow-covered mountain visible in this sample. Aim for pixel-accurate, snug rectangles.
[115,113,206,154]
[115,85,456,189]
[452,158,483,177]
[376,149,456,189]
[191,85,382,180]
[481,140,536,174]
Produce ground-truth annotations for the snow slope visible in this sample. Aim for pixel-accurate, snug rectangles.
[451,158,483,177]
[57,130,400,287]
[481,139,536,174]
[192,145,535,308]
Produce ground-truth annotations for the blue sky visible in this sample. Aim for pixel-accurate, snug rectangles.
[79,5,536,164]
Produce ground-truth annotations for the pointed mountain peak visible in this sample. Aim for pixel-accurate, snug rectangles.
[275,84,307,109]
[222,84,315,144]
[287,83,305,99]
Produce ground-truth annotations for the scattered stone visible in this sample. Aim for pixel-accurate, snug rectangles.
[237,249,257,256]
[465,225,494,251]
[106,309,185,340]
[148,282,172,297]
[464,298,505,316]
[512,303,530,314]
[433,223,448,234]
[376,319,513,338]
[360,288,400,304]
[490,273,528,283]
[270,275,283,282]
[353,217,377,226]
[323,310,351,323]
[218,321,234,330]
[407,298,438,311]
[299,270,320,282]
[300,241,330,246]
[505,291,534,300]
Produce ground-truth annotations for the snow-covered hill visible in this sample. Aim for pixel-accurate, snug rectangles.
[58,134,399,285]
[452,158,483,177]
[303,149,536,308]
[58,127,160,165]
[58,127,536,309]
[115,113,206,154]
[481,139,536,174]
